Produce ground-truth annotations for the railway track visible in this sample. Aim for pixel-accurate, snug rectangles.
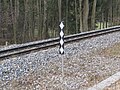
[0,26,120,59]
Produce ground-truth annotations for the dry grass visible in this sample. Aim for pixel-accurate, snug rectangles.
[104,80,120,90]
[94,43,120,90]
[97,43,120,57]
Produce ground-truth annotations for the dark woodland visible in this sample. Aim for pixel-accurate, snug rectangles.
[0,0,120,45]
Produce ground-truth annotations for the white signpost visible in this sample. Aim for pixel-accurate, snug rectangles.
[59,22,64,54]
[59,22,64,87]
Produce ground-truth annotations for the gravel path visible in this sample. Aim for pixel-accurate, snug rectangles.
[0,31,120,90]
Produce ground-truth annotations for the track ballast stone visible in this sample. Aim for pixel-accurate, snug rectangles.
[0,31,120,89]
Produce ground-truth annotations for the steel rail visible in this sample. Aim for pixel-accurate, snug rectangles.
[0,26,120,59]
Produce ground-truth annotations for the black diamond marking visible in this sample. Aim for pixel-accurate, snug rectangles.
[59,22,64,54]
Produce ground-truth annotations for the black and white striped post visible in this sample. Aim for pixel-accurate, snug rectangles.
[59,21,64,85]
[59,21,64,54]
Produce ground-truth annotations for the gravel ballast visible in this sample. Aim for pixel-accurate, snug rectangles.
[0,31,120,90]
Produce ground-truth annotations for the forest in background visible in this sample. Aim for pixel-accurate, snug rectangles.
[0,0,120,45]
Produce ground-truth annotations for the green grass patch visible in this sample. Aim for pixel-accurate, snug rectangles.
[96,22,109,29]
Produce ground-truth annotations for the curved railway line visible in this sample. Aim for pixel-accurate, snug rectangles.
[0,26,120,59]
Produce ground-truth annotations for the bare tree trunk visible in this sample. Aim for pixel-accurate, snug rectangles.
[0,0,2,31]
[10,0,17,44]
[29,0,35,41]
[37,0,42,39]
[105,12,108,28]
[43,0,48,39]
[118,0,120,24]
[102,13,105,28]
[3,0,9,43]
[115,0,118,25]
[75,0,78,33]
[112,0,116,26]
[100,8,102,29]
[23,0,29,42]
[116,0,119,25]
[91,0,97,30]
[82,0,89,32]
[65,0,68,34]
[58,0,62,22]
[15,0,19,43]
[32,1,35,40]
[111,0,114,26]
[108,0,112,27]
[28,0,32,41]
[79,0,83,32]
[0,0,2,42]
